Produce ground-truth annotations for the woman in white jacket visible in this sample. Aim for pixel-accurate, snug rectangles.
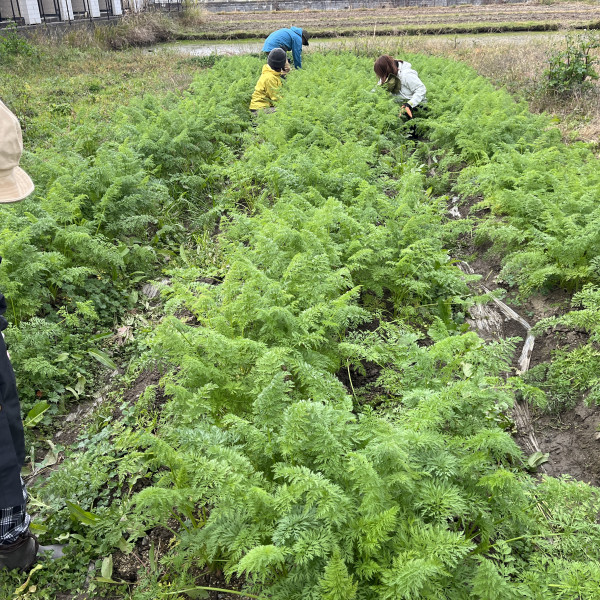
[374,55,427,119]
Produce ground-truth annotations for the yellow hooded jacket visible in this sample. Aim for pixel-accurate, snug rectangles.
[250,64,283,110]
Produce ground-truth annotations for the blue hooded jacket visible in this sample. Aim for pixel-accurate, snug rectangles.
[262,27,305,69]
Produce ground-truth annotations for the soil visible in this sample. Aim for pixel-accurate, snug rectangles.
[112,524,174,583]
[198,3,600,39]
[53,395,109,448]
[111,523,252,599]
[51,369,164,448]
[116,368,165,417]
[461,255,600,486]
[533,402,600,486]
[337,360,385,404]
[528,323,588,369]
[459,251,575,371]
[450,191,600,488]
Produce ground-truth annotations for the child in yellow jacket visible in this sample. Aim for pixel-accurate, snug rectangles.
[250,48,287,113]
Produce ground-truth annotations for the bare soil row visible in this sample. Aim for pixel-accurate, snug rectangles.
[197,2,600,38]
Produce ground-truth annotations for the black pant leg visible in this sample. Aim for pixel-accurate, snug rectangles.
[0,334,26,510]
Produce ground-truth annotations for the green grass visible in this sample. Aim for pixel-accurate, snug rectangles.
[0,45,198,147]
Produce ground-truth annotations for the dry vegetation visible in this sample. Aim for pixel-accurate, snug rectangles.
[195,2,600,38]
[24,10,206,50]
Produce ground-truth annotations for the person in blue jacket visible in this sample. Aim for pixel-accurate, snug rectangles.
[262,27,309,69]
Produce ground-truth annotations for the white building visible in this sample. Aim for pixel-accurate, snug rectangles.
[0,0,126,25]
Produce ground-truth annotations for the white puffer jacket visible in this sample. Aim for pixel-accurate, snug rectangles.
[378,61,427,108]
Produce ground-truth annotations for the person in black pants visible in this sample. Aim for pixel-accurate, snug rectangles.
[0,289,37,570]
[0,99,47,571]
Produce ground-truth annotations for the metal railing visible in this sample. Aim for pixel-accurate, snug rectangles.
[34,0,65,23]
[0,0,24,24]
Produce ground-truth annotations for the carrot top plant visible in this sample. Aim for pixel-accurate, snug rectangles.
[0,57,255,414]
[2,51,600,599]
[14,54,599,600]
[418,57,600,295]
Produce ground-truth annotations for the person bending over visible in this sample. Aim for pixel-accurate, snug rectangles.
[262,26,309,70]
[250,48,287,114]
[374,55,427,119]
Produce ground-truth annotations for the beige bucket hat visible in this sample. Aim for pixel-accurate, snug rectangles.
[0,99,34,204]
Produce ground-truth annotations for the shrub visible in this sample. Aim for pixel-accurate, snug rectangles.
[92,13,175,50]
[178,0,206,29]
[0,24,36,59]
[542,31,600,93]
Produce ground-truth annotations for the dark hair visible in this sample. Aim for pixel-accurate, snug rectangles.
[301,31,309,46]
[374,55,399,81]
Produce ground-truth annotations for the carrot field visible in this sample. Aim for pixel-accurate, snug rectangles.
[2,18,600,600]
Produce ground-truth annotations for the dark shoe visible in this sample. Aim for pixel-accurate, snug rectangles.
[0,532,39,572]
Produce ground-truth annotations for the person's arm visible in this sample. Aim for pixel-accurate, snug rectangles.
[403,71,426,108]
[0,290,7,333]
[262,30,275,52]
[265,75,282,105]
[291,35,302,69]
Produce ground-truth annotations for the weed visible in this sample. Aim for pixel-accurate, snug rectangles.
[187,54,222,68]
[0,23,36,59]
[542,31,600,94]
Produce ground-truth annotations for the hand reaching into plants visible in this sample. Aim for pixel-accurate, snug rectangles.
[281,61,291,79]
[400,103,413,119]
